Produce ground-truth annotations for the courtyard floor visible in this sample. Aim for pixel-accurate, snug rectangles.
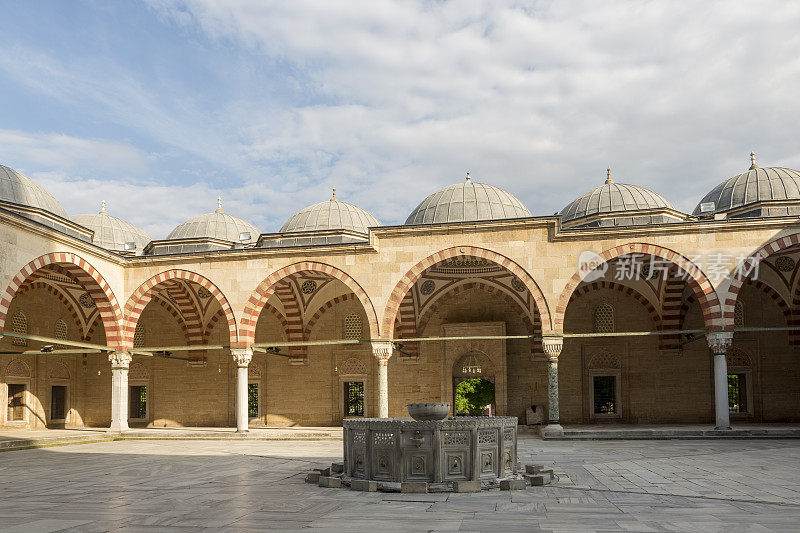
[1,437,799,532]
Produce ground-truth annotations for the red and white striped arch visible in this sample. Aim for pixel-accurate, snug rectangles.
[239,262,378,347]
[382,246,551,338]
[123,270,237,349]
[724,232,800,329]
[556,243,723,332]
[0,253,123,348]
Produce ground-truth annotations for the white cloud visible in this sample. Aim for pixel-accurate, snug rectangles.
[5,1,800,227]
[0,129,150,176]
[148,0,800,218]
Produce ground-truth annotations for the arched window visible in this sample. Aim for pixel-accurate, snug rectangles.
[733,300,744,328]
[54,319,68,349]
[592,303,614,333]
[11,312,27,346]
[133,324,146,348]
[343,313,362,340]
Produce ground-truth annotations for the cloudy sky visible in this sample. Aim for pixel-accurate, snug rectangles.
[2,1,800,238]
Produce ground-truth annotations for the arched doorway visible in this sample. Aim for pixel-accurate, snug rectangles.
[452,351,495,416]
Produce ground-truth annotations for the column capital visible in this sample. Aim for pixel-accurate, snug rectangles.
[231,347,253,367]
[542,337,563,361]
[707,331,733,355]
[108,351,132,369]
[372,341,393,364]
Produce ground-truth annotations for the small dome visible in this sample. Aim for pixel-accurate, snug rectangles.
[405,174,531,225]
[71,202,151,254]
[693,153,800,216]
[280,190,380,234]
[167,198,259,243]
[560,169,676,224]
[0,164,67,218]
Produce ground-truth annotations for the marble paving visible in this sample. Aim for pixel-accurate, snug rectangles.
[0,437,799,531]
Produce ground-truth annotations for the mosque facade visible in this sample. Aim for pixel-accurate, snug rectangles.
[0,155,798,433]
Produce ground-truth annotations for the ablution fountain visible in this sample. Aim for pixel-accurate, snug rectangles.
[307,403,527,492]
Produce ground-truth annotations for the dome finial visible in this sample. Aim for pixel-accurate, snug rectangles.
[99,200,107,215]
[331,187,337,201]
[215,197,223,214]
[605,167,613,184]
[465,172,471,182]
[749,151,758,170]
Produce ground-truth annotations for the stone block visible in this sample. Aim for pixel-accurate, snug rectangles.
[330,462,344,474]
[318,476,341,488]
[305,471,321,483]
[315,467,331,476]
[401,481,428,493]
[523,474,551,486]
[500,479,527,491]
[525,464,555,477]
[453,480,481,493]
[350,479,377,492]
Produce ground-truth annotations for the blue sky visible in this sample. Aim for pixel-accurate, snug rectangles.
[2,1,800,238]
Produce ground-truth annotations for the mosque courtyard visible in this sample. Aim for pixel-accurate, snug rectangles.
[1,436,799,532]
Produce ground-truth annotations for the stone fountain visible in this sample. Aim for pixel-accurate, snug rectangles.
[339,402,519,491]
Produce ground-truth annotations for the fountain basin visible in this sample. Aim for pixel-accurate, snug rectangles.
[407,402,450,421]
[343,416,518,483]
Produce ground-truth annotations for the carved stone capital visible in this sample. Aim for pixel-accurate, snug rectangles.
[108,351,132,369]
[542,337,564,361]
[372,341,394,363]
[231,348,253,367]
[707,331,733,355]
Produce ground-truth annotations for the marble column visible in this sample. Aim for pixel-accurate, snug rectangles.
[232,348,253,433]
[108,351,132,433]
[707,332,733,430]
[372,341,394,418]
[542,337,564,437]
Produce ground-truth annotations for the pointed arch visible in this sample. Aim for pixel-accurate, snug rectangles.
[724,232,800,328]
[240,262,378,346]
[124,270,237,349]
[556,243,723,332]
[0,253,123,348]
[381,246,552,338]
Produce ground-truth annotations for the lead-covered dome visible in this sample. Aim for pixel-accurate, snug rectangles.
[693,153,800,218]
[167,199,259,244]
[560,169,677,227]
[281,190,380,234]
[0,164,67,218]
[405,174,531,225]
[71,202,151,255]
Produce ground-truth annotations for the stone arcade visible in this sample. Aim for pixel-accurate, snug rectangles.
[0,155,799,433]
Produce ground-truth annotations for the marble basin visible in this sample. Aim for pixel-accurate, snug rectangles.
[407,402,450,421]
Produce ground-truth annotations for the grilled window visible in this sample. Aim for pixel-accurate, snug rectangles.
[593,304,614,333]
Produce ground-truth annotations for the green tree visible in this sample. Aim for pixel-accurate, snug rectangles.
[455,378,495,415]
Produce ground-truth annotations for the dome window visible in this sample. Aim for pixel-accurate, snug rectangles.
[124,241,137,250]
[239,232,251,242]
[699,202,715,213]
